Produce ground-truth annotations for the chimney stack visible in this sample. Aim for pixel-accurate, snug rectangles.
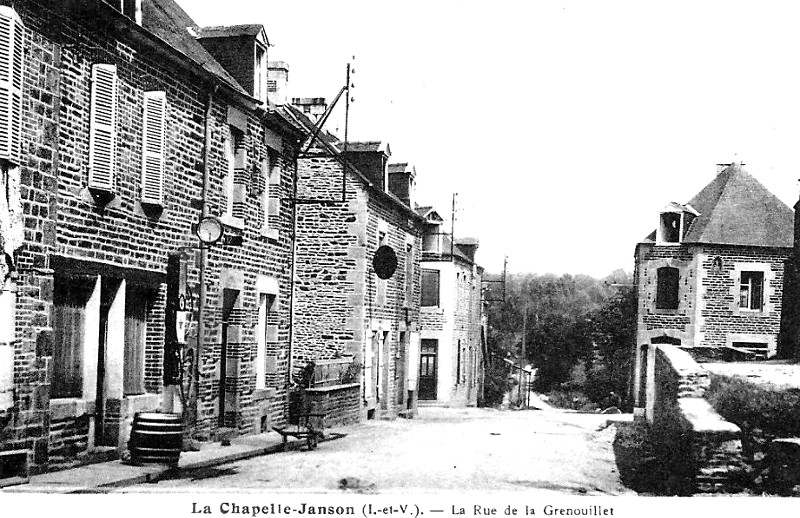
[342,142,391,191]
[267,62,289,106]
[388,162,416,208]
[291,97,328,121]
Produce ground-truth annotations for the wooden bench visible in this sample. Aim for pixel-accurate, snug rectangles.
[273,412,326,451]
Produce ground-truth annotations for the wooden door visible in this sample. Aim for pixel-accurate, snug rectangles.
[418,339,437,400]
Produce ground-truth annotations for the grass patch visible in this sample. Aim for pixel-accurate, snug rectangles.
[612,422,694,495]
[706,374,800,436]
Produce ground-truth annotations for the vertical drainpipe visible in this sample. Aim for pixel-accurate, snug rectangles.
[194,86,215,428]
[287,136,299,397]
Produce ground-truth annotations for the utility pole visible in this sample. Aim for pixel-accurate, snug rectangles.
[450,192,457,258]
[519,310,527,407]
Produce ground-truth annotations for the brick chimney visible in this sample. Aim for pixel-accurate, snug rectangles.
[267,62,289,106]
[291,98,328,122]
[388,162,416,208]
[342,142,391,191]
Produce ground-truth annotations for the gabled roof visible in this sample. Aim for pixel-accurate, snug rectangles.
[142,0,246,95]
[344,141,391,156]
[416,206,444,223]
[388,162,416,178]
[643,163,794,248]
[660,202,699,216]
[197,24,265,39]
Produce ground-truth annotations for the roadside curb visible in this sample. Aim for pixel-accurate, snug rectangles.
[4,431,349,493]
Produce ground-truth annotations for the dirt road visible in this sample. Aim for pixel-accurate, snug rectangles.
[119,406,633,495]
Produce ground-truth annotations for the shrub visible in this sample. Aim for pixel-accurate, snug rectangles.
[545,388,599,411]
[706,374,800,437]
[613,422,694,495]
[480,358,511,408]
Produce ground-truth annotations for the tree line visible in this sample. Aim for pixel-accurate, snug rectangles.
[483,269,635,409]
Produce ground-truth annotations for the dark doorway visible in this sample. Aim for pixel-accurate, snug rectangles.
[96,277,122,446]
[219,289,239,428]
[396,332,407,406]
[637,344,648,407]
[419,339,438,401]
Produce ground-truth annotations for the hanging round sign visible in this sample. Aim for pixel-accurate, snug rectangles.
[373,245,398,280]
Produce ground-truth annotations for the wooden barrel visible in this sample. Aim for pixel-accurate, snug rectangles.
[128,412,182,466]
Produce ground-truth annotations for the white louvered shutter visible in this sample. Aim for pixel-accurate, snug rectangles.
[267,150,280,220]
[141,91,166,204]
[0,7,24,164]
[88,64,118,191]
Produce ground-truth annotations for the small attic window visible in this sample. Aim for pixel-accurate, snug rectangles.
[659,212,681,243]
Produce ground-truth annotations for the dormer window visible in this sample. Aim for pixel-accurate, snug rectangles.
[105,0,142,25]
[659,212,681,243]
[656,203,698,244]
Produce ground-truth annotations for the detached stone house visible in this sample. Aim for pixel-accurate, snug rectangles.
[633,163,793,420]
[279,94,425,424]
[0,0,302,478]
[417,207,485,407]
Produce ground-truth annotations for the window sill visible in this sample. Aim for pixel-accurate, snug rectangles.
[652,308,681,315]
[260,228,279,241]
[737,308,766,315]
[305,383,360,394]
[220,214,244,230]
[49,398,95,420]
[253,388,276,401]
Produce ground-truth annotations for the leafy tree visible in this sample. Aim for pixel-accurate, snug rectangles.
[485,269,635,403]
[587,281,636,408]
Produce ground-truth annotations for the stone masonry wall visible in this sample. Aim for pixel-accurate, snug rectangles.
[448,260,482,407]
[294,146,423,421]
[303,384,361,427]
[3,2,296,472]
[652,345,742,493]
[696,245,790,357]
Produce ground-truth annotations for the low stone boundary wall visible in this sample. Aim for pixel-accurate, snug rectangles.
[652,345,742,493]
[294,383,361,427]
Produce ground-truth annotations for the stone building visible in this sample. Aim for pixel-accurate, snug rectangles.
[0,0,302,478]
[417,207,485,407]
[279,95,425,424]
[632,163,794,420]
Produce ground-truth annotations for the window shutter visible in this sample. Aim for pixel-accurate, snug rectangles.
[141,91,166,204]
[0,7,23,164]
[89,64,118,191]
[269,151,281,185]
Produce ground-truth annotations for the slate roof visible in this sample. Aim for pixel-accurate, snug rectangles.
[281,104,422,219]
[442,235,473,263]
[142,0,246,95]
[197,24,265,39]
[643,163,794,248]
[344,141,390,155]
[415,206,434,217]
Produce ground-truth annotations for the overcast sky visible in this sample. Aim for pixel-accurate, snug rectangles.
[180,0,800,278]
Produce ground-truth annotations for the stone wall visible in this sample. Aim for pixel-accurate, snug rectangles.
[651,344,742,493]
[2,2,297,473]
[294,142,423,422]
[302,384,361,427]
[634,242,790,411]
